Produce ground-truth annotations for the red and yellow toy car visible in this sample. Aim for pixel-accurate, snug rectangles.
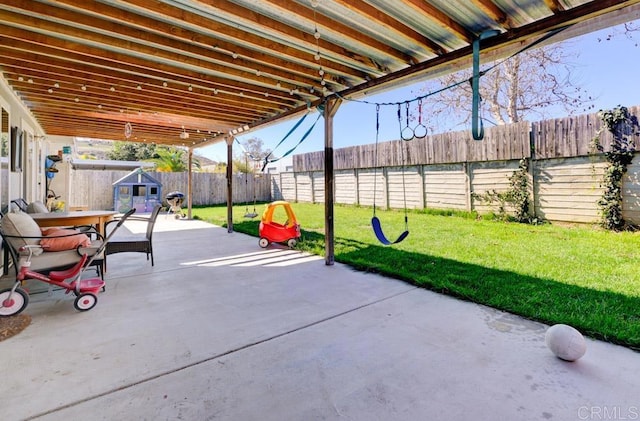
[258,201,301,248]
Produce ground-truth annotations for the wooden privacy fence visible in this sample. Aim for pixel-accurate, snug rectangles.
[69,171,271,211]
[273,107,640,224]
[66,107,639,224]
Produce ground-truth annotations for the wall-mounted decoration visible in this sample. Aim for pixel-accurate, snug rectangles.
[10,126,22,172]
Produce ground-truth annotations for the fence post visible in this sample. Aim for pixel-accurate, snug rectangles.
[528,126,537,219]
[354,168,360,206]
[420,165,426,209]
[464,162,472,212]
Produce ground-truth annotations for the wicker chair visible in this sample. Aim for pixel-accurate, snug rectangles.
[10,199,29,213]
[104,204,161,269]
[0,211,104,278]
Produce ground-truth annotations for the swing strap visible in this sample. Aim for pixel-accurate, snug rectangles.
[263,113,309,162]
[371,104,409,246]
[471,30,499,141]
[235,139,262,162]
[470,26,569,140]
[261,112,322,171]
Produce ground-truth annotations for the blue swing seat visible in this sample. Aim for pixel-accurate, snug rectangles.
[371,216,409,245]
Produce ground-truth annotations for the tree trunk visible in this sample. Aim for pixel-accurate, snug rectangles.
[506,55,520,123]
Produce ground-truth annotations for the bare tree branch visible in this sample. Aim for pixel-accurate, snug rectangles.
[415,43,595,133]
[599,20,639,47]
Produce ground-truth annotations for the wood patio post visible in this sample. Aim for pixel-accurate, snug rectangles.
[226,136,234,233]
[187,147,193,219]
[324,97,342,265]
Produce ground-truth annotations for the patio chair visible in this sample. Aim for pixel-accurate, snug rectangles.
[26,200,49,213]
[104,204,161,269]
[10,199,28,213]
[0,211,104,278]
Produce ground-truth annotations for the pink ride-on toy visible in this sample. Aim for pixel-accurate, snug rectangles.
[258,201,301,248]
[0,209,136,316]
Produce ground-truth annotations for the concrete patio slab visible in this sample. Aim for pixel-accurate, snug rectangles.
[1,217,638,420]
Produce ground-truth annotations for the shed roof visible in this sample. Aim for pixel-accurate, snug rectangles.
[112,168,162,186]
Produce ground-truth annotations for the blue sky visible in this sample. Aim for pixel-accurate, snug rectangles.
[198,21,640,162]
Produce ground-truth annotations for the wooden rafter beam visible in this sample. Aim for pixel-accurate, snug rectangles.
[0,55,292,114]
[113,0,394,79]
[47,0,368,85]
[0,33,306,107]
[34,110,231,132]
[543,0,566,14]
[263,0,420,67]
[2,0,360,89]
[4,79,261,124]
[0,7,329,95]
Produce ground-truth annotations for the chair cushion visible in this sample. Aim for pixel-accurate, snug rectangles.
[40,228,91,251]
[0,212,44,256]
[27,201,49,213]
[27,249,86,272]
[78,239,104,259]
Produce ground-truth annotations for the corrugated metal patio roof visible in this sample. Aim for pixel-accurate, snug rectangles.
[1,0,639,148]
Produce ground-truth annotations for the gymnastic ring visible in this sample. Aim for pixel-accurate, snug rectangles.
[401,126,414,141]
[413,124,427,139]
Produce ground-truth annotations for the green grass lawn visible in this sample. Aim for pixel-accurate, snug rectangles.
[192,202,640,350]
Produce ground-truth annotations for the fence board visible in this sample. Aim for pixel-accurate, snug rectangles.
[386,166,422,209]
[534,157,606,223]
[67,108,640,224]
[530,107,640,159]
[293,121,531,172]
[313,172,325,203]
[271,176,284,201]
[274,172,296,202]
[469,161,519,213]
[424,164,467,210]
[335,170,357,205]
[70,170,271,209]
[358,168,386,208]
[296,172,313,203]
[622,154,640,224]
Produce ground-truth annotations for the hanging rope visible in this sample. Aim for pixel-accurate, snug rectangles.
[243,153,258,218]
[414,98,427,139]
[471,30,499,140]
[260,111,322,171]
[235,138,262,162]
[371,104,409,245]
[333,25,572,137]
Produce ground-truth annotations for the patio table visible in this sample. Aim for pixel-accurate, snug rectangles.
[30,210,117,236]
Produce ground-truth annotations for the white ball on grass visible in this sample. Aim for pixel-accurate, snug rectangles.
[545,324,587,361]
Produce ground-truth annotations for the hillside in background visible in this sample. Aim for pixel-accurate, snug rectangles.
[74,138,218,167]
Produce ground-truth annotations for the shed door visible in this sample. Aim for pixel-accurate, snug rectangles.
[146,185,160,212]
[117,185,131,212]
[132,184,147,213]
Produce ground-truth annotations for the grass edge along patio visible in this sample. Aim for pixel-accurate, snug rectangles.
[192,202,640,351]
